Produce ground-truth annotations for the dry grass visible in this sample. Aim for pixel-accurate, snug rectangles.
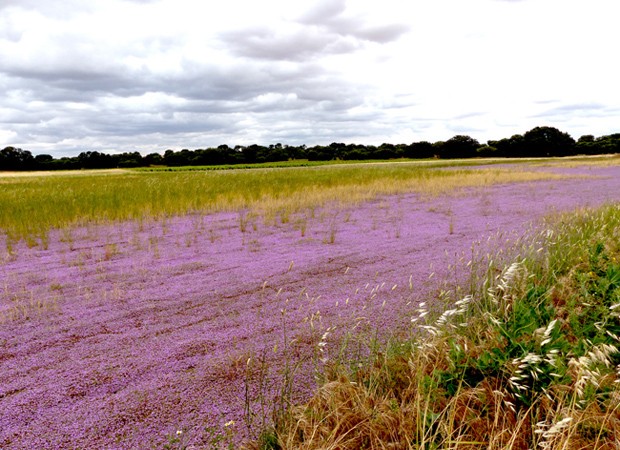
[0,164,569,244]
[245,204,620,450]
[0,168,131,179]
[247,167,567,221]
[533,154,620,168]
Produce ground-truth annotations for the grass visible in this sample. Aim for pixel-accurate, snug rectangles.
[246,203,620,449]
[535,153,620,169]
[134,154,620,172]
[0,162,569,245]
[135,160,340,171]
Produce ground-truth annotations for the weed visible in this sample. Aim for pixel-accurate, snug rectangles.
[239,211,249,233]
[104,243,119,261]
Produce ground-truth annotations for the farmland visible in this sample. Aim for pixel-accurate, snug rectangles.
[0,160,568,244]
[1,157,620,449]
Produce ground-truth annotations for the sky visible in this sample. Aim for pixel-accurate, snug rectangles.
[1,0,619,157]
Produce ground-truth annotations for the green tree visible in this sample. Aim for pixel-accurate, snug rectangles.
[405,141,434,159]
[34,154,54,170]
[522,126,576,157]
[438,135,481,159]
[143,153,163,166]
[0,146,35,170]
[594,133,620,154]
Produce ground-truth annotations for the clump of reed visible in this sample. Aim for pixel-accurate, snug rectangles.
[246,203,620,449]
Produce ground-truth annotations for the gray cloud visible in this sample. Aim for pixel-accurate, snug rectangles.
[1,41,374,154]
[0,0,415,155]
[298,0,348,25]
[351,24,411,44]
[534,103,612,119]
[221,26,360,61]
[299,0,410,44]
[2,0,616,157]
[222,0,410,62]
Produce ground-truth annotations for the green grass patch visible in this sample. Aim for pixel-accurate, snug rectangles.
[257,204,620,450]
[135,154,620,173]
[0,162,568,244]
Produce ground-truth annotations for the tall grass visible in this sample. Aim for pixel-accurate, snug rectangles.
[0,164,566,244]
[536,153,620,169]
[248,204,620,449]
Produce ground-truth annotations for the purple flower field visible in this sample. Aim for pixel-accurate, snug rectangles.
[1,164,620,449]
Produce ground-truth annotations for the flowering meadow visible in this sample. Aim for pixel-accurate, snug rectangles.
[1,159,620,448]
[268,204,620,449]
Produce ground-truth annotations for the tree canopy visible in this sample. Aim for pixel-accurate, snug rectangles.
[1,126,618,171]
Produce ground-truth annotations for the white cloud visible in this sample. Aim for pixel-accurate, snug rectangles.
[0,0,619,155]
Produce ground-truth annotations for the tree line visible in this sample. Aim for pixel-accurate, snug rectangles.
[1,126,619,171]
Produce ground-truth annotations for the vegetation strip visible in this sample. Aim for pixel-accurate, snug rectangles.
[1,126,619,171]
[0,163,568,245]
[256,204,620,449]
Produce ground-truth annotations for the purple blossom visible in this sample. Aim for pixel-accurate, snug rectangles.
[1,165,620,448]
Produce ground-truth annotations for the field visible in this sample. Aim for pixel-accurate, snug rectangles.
[0,160,570,244]
[1,157,620,449]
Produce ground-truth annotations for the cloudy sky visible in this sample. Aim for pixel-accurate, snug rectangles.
[1,0,618,157]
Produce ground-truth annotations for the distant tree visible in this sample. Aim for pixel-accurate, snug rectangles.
[342,147,369,160]
[178,149,194,166]
[34,154,54,170]
[55,157,78,170]
[522,126,576,157]
[262,144,288,162]
[163,149,193,166]
[395,144,408,158]
[488,134,526,157]
[143,153,163,166]
[115,152,143,168]
[163,149,175,165]
[5,126,617,173]
[285,144,307,160]
[476,145,498,157]
[405,141,435,159]
[192,148,219,165]
[438,135,481,159]
[255,144,282,163]
[593,133,620,154]
[306,149,319,161]
[327,142,347,160]
[34,154,53,163]
[376,143,401,159]
[0,146,35,170]
[575,135,597,155]
[306,145,333,161]
[578,135,595,143]
[240,145,258,163]
[77,151,114,169]
[432,141,445,158]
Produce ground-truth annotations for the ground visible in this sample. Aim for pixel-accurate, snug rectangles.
[1,163,619,449]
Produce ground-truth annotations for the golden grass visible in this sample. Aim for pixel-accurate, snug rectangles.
[0,168,131,179]
[531,153,620,168]
[0,163,571,243]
